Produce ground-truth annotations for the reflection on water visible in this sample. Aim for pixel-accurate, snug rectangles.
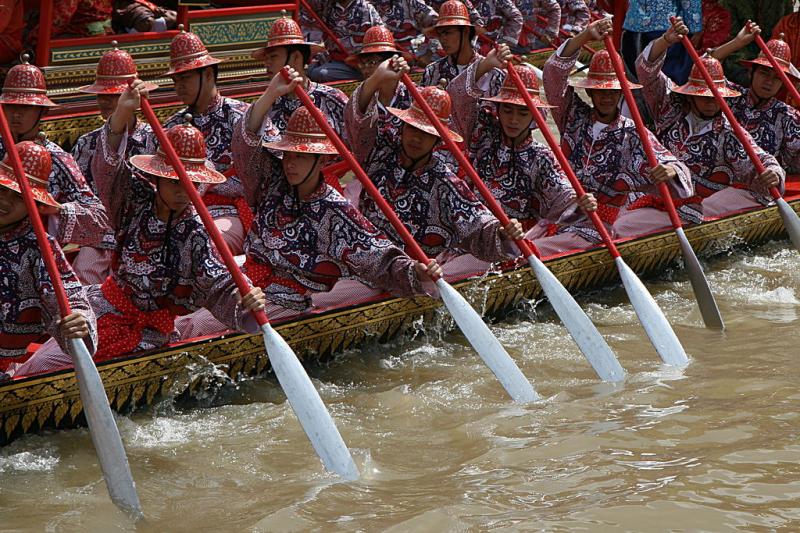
[0,241,798,531]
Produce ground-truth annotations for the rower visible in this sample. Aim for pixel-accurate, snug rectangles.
[231,68,440,313]
[251,11,349,140]
[636,17,785,219]
[0,142,95,378]
[448,44,599,257]
[0,55,113,281]
[543,18,697,239]
[421,0,484,87]
[473,0,522,56]
[12,104,266,378]
[345,55,524,278]
[709,23,800,173]
[348,25,411,93]
[370,0,438,66]
[514,0,562,54]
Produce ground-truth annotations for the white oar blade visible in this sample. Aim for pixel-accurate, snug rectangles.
[675,227,724,329]
[614,257,689,367]
[68,338,143,520]
[776,197,800,253]
[527,256,625,382]
[261,324,359,481]
[436,278,539,403]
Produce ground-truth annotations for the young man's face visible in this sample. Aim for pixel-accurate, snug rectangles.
[751,65,781,100]
[261,47,291,80]
[587,89,621,121]
[497,102,533,139]
[171,69,208,105]
[437,27,465,56]
[0,187,28,228]
[282,150,322,186]
[4,104,42,140]
[156,177,193,212]
[690,95,721,118]
[401,123,438,160]
[96,94,121,120]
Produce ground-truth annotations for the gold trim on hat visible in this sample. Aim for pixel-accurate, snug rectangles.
[2,87,47,94]
[170,50,211,64]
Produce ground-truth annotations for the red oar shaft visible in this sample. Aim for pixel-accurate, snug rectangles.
[504,63,622,257]
[752,29,800,107]
[283,71,434,270]
[298,0,350,58]
[0,106,71,316]
[674,18,781,201]
[398,72,540,259]
[139,99,268,326]
[603,36,683,229]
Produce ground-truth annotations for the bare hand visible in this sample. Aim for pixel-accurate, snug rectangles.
[577,193,597,213]
[239,286,266,313]
[58,312,90,340]
[755,169,780,191]
[736,20,760,45]
[486,43,513,69]
[648,163,678,184]
[372,54,410,84]
[414,259,442,281]
[267,66,303,98]
[499,218,524,241]
[586,18,613,43]
[665,17,689,44]
[36,203,60,216]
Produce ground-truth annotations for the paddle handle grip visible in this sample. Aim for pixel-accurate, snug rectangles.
[139,99,268,327]
[298,0,350,58]
[603,36,683,229]
[504,63,622,258]
[398,72,539,260]
[284,69,435,273]
[751,28,800,107]
[0,105,73,317]
[672,17,781,201]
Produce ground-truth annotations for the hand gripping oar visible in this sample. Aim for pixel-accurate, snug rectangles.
[674,19,800,253]
[603,36,724,330]
[283,69,539,402]
[505,62,689,367]
[138,99,359,481]
[398,74,624,382]
[751,26,800,108]
[0,106,143,518]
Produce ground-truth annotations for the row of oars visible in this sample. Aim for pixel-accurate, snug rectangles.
[2,21,799,519]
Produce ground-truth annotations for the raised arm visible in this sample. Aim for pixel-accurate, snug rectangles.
[710,21,759,62]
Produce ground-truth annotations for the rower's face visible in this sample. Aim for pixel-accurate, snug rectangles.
[0,187,28,228]
[4,104,41,140]
[690,95,720,118]
[157,177,192,211]
[282,150,322,186]
[588,89,621,119]
[498,103,533,139]
[171,70,203,105]
[437,27,464,56]
[96,94,121,120]
[751,65,782,100]
[358,53,391,79]
[401,124,438,160]
[262,47,290,80]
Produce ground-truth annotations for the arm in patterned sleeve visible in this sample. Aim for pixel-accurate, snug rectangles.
[410,0,438,29]
[562,0,590,34]
[647,130,695,199]
[232,107,281,207]
[91,122,139,230]
[723,129,786,202]
[446,65,482,142]
[39,236,98,355]
[542,42,580,133]
[532,144,580,221]
[344,82,383,165]
[635,41,679,130]
[779,108,800,173]
[535,0,561,42]
[497,0,523,45]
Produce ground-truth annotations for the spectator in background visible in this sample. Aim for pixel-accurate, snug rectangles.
[112,1,178,34]
[27,0,113,47]
[0,0,23,66]
[773,8,800,68]
[621,0,702,85]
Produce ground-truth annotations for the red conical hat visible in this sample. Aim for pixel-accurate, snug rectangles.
[251,11,325,61]
[570,50,642,90]
[425,0,480,37]
[386,81,463,142]
[0,54,57,107]
[482,64,553,108]
[263,107,338,154]
[0,141,60,208]
[346,25,410,66]
[164,25,224,76]
[673,55,740,98]
[741,34,800,81]
[79,42,159,95]
[129,115,226,183]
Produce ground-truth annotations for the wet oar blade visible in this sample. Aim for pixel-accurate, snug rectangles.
[614,257,689,367]
[675,227,724,329]
[527,256,625,382]
[68,338,143,519]
[261,324,360,481]
[776,198,800,253]
[435,279,539,403]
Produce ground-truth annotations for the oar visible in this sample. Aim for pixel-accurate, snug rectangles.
[398,73,624,381]
[138,98,359,481]
[603,36,724,329]
[505,62,689,367]
[674,18,800,253]
[284,69,539,402]
[0,106,143,518]
[751,27,800,107]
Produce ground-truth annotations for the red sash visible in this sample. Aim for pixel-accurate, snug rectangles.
[96,277,177,359]
[243,257,308,295]
[201,193,255,234]
[627,193,703,212]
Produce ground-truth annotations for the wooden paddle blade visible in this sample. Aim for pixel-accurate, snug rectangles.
[435,279,540,403]
[776,198,800,253]
[261,324,360,481]
[614,257,689,367]
[527,256,625,382]
[675,228,724,329]
[68,338,143,520]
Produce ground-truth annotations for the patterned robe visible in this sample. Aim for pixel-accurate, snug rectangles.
[421,52,482,87]
[268,82,349,141]
[232,110,426,311]
[635,43,785,205]
[371,0,438,56]
[300,0,383,62]
[449,62,584,236]
[0,138,111,248]
[88,124,253,355]
[727,85,800,173]
[0,221,96,368]
[345,85,513,261]
[543,45,699,238]
[517,0,561,51]
[557,0,590,33]
[475,0,523,48]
